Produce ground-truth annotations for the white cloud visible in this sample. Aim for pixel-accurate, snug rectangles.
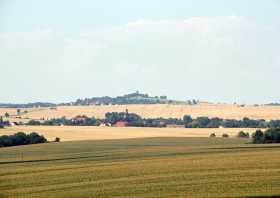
[0,16,279,103]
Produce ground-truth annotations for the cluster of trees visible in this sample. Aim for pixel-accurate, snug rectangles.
[105,112,183,127]
[105,112,141,124]
[252,128,280,144]
[266,103,280,106]
[186,99,199,105]
[27,116,101,126]
[0,132,47,147]
[183,116,280,128]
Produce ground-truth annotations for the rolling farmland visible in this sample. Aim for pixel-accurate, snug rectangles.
[1,104,280,122]
[1,137,280,198]
[0,103,279,197]
[1,1,279,197]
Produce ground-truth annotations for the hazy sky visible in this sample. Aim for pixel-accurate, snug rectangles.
[0,0,280,104]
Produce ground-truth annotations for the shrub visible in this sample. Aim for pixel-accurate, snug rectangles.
[209,133,216,138]
[54,137,60,142]
[222,133,229,138]
[237,131,250,138]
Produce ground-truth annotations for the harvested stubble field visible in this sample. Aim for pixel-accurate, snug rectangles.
[0,126,257,142]
[1,104,280,121]
[1,137,280,198]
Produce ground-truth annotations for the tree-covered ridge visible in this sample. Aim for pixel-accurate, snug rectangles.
[68,91,190,106]
[0,92,195,108]
[0,102,56,108]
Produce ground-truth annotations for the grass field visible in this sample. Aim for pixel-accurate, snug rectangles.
[1,137,280,198]
[0,126,257,142]
[1,103,280,122]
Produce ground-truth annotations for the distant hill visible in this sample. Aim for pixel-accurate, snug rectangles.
[0,92,197,108]
[266,103,280,106]
[62,92,189,106]
[0,102,56,108]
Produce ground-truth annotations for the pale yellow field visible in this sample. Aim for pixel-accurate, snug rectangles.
[1,103,280,121]
[0,126,257,142]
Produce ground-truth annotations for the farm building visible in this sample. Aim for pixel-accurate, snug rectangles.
[114,121,128,127]
[72,115,89,122]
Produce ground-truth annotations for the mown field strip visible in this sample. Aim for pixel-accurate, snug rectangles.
[0,126,257,142]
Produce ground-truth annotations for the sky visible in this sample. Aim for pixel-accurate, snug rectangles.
[0,0,280,104]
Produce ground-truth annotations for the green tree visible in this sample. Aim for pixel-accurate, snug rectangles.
[209,133,216,138]
[252,130,264,144]
[183,115,192,127]
[263,128,280,143]
[222,133,229,138]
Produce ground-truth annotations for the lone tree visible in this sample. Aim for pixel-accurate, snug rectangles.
[209,133,216,138]
[222,133,229,138]
[0,116,3,128]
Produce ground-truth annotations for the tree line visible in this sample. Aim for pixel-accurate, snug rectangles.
[26,112,280,129]
[183,116,280,128]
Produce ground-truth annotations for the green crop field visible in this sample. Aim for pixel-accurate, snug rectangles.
[1,137,280,198]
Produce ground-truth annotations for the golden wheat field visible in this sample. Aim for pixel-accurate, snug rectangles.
[1,104,280,121]
[1,137,280,198]
[0,126,257,142]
